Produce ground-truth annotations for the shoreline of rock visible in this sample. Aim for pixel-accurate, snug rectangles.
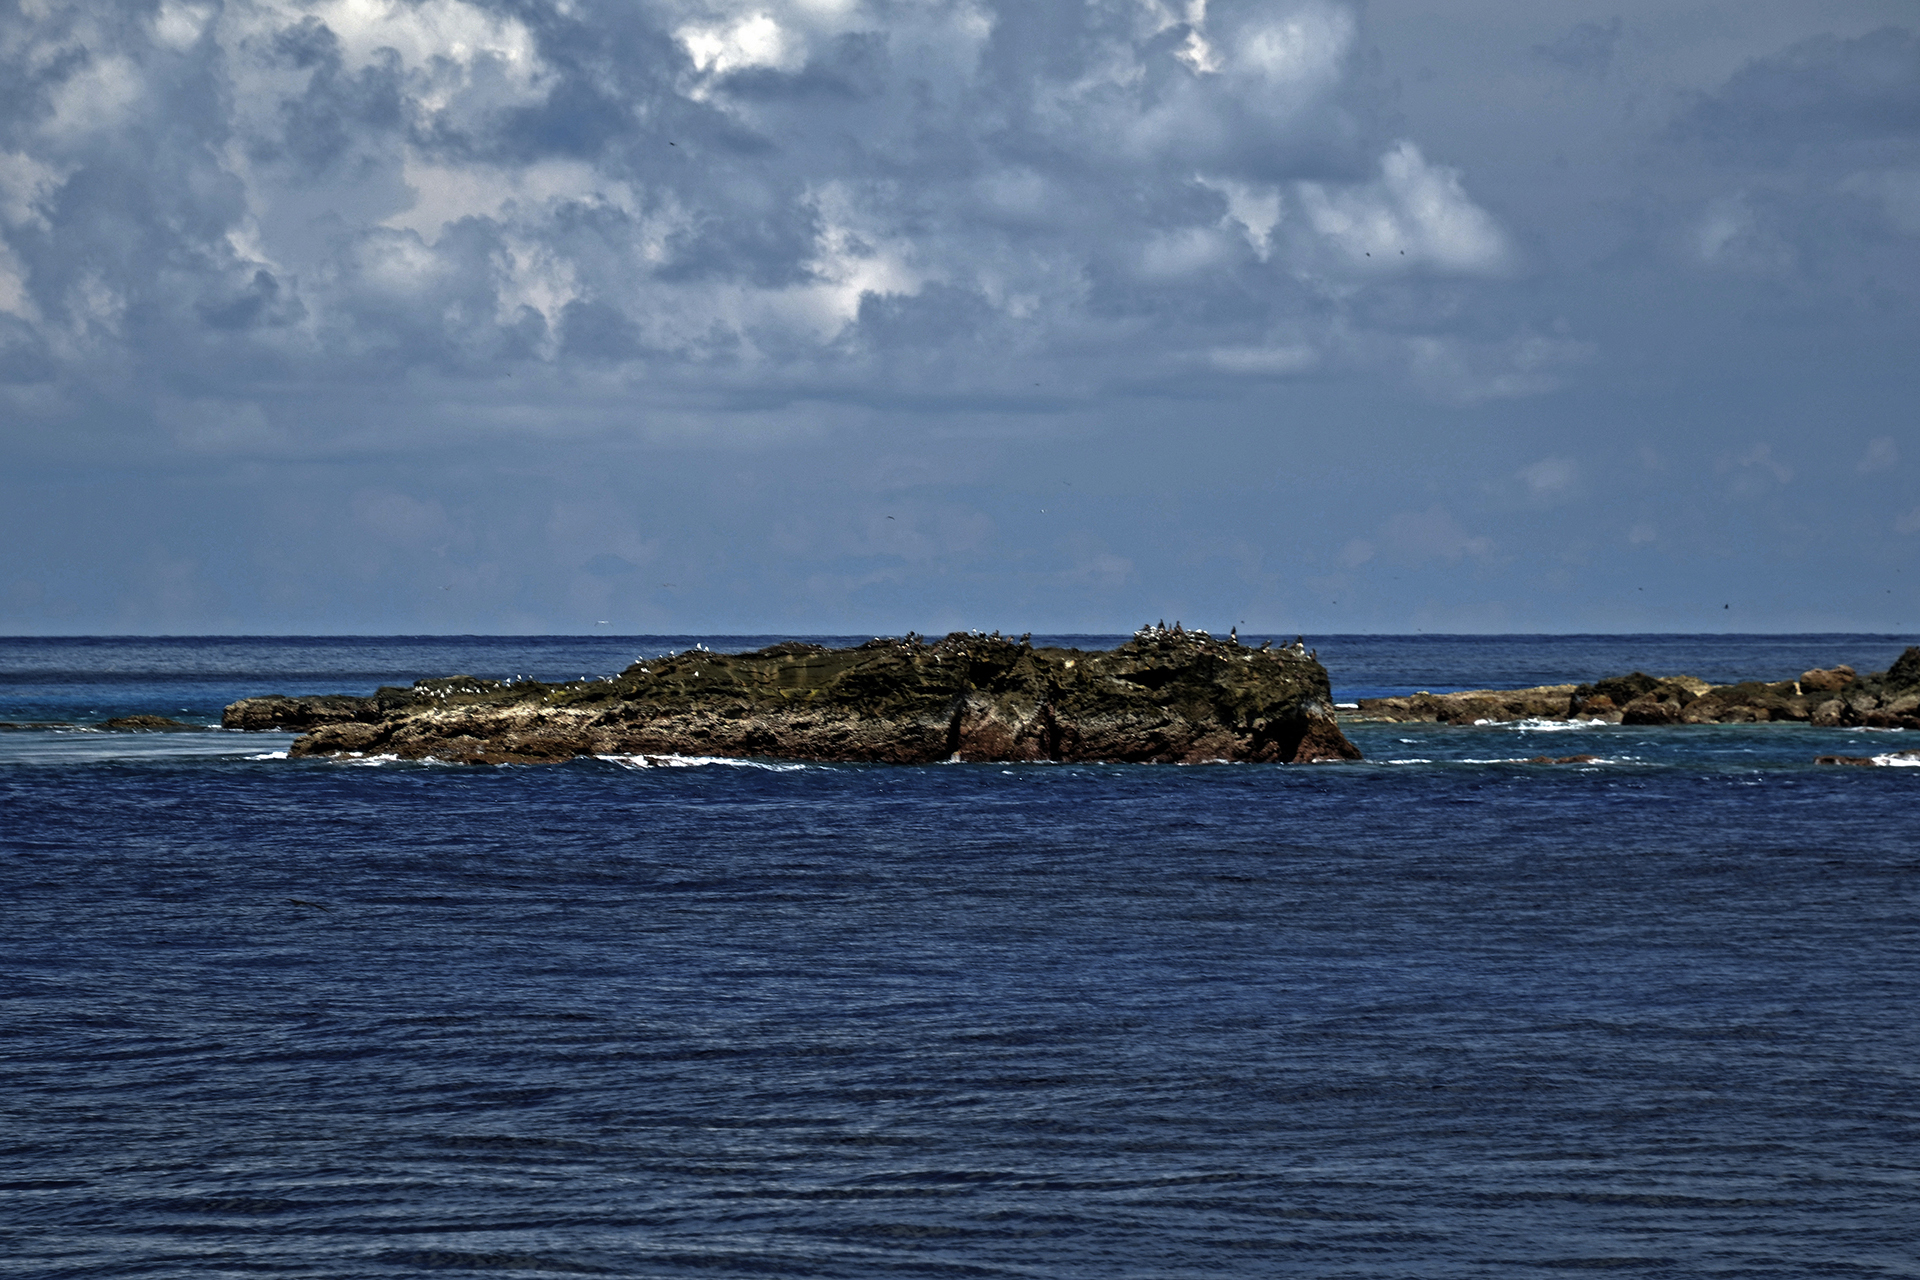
[1343,648,1920,735]
[224,628,1364,766]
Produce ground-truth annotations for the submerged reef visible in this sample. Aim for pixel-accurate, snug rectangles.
[224,628,1362,766]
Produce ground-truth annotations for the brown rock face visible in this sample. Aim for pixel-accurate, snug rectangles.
[224,630,1362,766]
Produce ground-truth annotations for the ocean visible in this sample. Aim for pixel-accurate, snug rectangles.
[2,634,1916,1279]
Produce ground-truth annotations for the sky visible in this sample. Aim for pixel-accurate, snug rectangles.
[1,0,1916,636]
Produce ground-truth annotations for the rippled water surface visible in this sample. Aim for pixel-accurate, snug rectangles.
[2,635,1917,1279]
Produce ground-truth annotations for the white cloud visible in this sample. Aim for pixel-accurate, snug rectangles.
[1858,436,1899,474]
[153,1,213,50]
[1408,333,1591,403]
[0,242,35,321]
[0,152,67,230]
[1197,176,1282,259]
[1171,0,1220,75]
[1233,2,1353,91]
[313,0,544,86]
[679,11,798,77]
[1691,192,1793,272]
[1294,141,1509,273]
[1518,456,1577,500]
[1378,505,1493,563]
[0,0,1560,445]
[1139,225,1233,278]
[1721,442,1793,496]
[42,53,144,142]
[386,157,633,241]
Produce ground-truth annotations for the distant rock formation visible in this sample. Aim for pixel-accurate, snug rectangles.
[224,629,1362,766]
[1346,647,1920,731]
[99,715,200,732]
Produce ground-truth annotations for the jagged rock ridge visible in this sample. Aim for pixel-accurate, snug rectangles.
[224,629,1363,766]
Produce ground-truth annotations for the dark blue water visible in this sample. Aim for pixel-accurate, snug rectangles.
[3,636,1917,1279]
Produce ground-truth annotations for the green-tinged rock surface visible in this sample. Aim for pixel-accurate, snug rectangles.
[222,629,1362,766]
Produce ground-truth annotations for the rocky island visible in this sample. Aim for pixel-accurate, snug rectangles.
[1345,646,1920,730]
[223,627,1363,766]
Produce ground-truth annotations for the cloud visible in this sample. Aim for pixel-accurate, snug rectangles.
[1858,436,1900,473]
[1690,191,1794,272]
[1517,456,1577,501]
[1407,332,1591,404]
[1638,25,1912,292]
[1720,442,1793,497]
[1898,508,1920,535]
[1,3,1917,635]
[0,0,1540,462]
[1841,168,1920,234]
[1678,26,1920,162]
[1289,141,1510,274]
[1532,17,1623,77]
[1375,505,1493,564]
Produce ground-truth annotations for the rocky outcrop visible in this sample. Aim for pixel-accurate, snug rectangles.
[1348,685,1583,726]
[224,629,1363,766]
[1348,647,1920,730]
[100,715,199,731]
[1816,748,1920,767]
[220,691,419,732]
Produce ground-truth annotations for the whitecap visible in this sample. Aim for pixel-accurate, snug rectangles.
[1478,717,1611,732]
[1464,756,1622,766]
[597,753,812,772]
[248,751,289,761]
[1378,755,1624,766]
[331,753,462,767]
[1871,752,1920,767]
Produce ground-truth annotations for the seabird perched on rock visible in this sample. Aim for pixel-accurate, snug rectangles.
[1292,636,1306,653]
[1229,626,1237,643]
[1258,639,1271,651]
